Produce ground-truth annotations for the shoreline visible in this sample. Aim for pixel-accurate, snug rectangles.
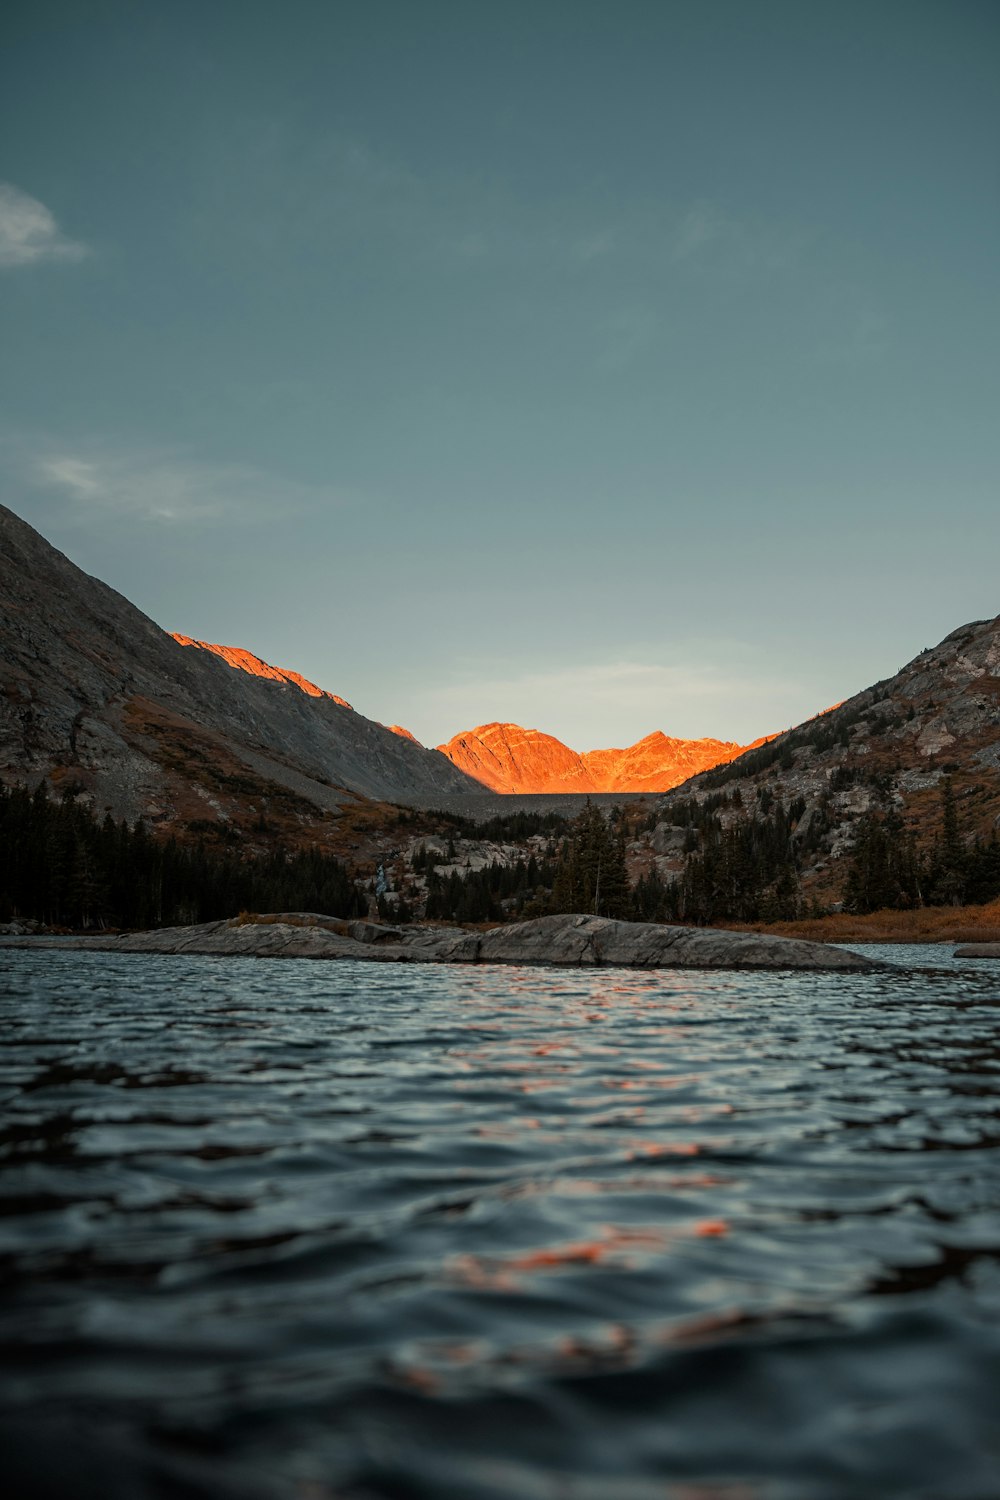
[6,907,998,950]
[0,911,877,972]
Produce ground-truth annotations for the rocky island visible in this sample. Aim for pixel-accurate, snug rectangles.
[1,912,876,970]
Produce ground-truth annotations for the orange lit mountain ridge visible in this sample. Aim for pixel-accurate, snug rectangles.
[170,636,353,708]
[168,639,771,794]
[437,722,775,795]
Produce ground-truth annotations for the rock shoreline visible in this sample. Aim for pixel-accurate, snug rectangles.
[0,911,876,971]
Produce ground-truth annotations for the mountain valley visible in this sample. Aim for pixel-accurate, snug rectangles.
[2,503,999,930]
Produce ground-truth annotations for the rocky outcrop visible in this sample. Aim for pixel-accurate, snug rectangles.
[0,911,877,970]
[474,913,872,969]
[437,722,766,796]
[0,504,486,825]
[954,944,1000,958]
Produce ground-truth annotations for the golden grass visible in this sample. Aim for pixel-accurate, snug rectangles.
[231,911,351,934]
[731,898,1000,945]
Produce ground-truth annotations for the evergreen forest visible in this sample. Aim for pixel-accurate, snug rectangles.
[410,783,1000,926]
[5,775,1000,935]
[0,783,366,929]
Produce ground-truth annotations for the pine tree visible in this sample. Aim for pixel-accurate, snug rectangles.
[549,802,632,918]
[928,777,967,907]
[843,808,921,914]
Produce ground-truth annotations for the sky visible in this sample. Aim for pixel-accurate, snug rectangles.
[2,1,998,752]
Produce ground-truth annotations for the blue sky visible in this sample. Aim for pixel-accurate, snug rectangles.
[3,1,998,750]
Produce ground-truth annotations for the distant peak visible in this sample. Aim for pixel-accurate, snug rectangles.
[437,720,766,794]
[171,635,353,709]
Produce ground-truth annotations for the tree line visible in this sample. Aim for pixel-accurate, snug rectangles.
[422,852,557,924]
[0,782,366,930]
[842,779,1000,913]
[410,802,632,925]
[7,772,997,935]
[413,780,1000,927]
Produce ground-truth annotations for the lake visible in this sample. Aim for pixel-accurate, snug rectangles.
[2,946,999,1498]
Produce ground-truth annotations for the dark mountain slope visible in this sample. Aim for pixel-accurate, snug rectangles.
[0,505,485,830]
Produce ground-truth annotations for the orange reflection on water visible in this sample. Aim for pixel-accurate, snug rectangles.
[629,1140,701,1158]
[449,1224,673,1292]
[602,1075,684,1092]
[508,1225,667,1270]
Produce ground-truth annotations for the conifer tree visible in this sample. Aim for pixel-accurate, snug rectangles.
[842,808,921,914]
[928,777,967,906]
[549,802,631,918]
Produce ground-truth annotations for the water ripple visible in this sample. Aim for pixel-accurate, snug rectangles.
[1,945,999,1498]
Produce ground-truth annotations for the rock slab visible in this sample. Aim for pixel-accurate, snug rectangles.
[1,912,876,971]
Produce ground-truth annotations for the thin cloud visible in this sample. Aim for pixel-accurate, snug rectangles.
[23,442,348,526]
[671,201,732,262]
[199,120,815,287]
[421,656,802,748]
[670,199,809,272]
[0,183,88,269]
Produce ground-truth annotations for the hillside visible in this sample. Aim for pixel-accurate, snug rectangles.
[170,636,354,707]
[362,618,1000,930]
[633,616,1000,916]
[438,721,764,795]
[0,505,486,837]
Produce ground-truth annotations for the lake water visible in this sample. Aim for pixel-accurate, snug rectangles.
[1,946,999,1499]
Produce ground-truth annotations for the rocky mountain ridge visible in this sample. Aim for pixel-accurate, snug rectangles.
[7,502,994,919]
[170,636,354,707]
[161,644,772,795]
[437,721,769,795]
[640,615,1000,905]
[0,505,484,833]
[360,617,1000,929]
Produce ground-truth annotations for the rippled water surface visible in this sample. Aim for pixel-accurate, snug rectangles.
[2,947,1000,1499]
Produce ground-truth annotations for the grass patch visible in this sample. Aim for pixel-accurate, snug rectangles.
[732,898,1000,945]
[231,911,352,934]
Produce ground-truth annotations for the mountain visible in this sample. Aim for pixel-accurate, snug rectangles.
[0,505,485,832]
[581,729,774,794]
[438,723,596,794]
[171,640,423,746]
[437,721,767,795]
[645,615,1000,905]
[170,636,354,707]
